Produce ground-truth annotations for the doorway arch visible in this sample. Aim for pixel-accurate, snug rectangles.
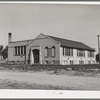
[32,49,40,64]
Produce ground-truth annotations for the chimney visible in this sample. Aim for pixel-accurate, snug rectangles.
[8,33,12,43]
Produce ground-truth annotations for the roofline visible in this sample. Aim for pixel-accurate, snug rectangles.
[45,34,59,44]
[9,34,95,52]
[39,33,59,44]
[9,33,59,45]
[9,39,34,44]
[60,45,95,51]
[47,35,82,44]
[48,35,95,52]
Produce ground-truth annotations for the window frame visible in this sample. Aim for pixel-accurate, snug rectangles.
[14,45,26,56]
[51,46,56,57]
[88,51,94,58]
[45,47,48,58]
[77,49,85,57]
[62,47,73,57]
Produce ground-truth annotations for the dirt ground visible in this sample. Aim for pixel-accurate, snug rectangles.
[0,69,100,90]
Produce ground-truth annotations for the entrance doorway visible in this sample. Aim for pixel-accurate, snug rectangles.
[32,49,40,64]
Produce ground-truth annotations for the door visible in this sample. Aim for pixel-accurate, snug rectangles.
[33,49,40,64]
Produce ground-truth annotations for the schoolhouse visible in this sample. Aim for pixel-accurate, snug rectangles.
[8,33,96,65]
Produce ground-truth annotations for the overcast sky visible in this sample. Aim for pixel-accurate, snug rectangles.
[0,3,100,54]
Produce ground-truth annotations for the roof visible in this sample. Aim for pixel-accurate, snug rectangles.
[9,39,34,46]
[47,35,95,51]
[9,33,95,51]
[10,39,34,43]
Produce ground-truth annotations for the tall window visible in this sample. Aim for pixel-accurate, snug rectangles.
[63,47,64,56]
[45,47,48,57]
[14,46,26,56]
[15,47,17,55]
[65,48,70,56]
[21,46,23,55]
[24,46,26,55]
[77,49,85,57]
[52,46,55,57]
[18,47,20,55]
[62,47,73,56]
[88,51,94,57]
[48,48,52,57]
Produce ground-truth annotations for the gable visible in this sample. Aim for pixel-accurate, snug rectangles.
[36,33,47,39]
[28,33,59,46]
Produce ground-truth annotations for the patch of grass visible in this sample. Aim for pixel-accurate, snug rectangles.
[0,79,76,90]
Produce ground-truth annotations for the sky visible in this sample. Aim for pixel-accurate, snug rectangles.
[0,3,100,54]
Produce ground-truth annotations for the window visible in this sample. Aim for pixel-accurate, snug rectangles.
[21,46,23,55]
[15,47,17,55]
[65,60,67,65]
[70,60,74,65]
[48,48,52,57]
[92,60,95,64]
[65,48,70,56]
[88,60,91,64]
[63,60,66,65]
[18,47,20,55]
[45,47,48,57]
[79,60,84,64]
[62,47,73,56]
[77,49,85,57]
[70,49,73,56]
[88,51,94,57]
[24,46,26,55]
[45,46,55,58]
[63,47,64,56]
[52,46,55,57]
[14,46,26,56]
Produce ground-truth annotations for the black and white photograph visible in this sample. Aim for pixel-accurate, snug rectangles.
[0,2,100,98]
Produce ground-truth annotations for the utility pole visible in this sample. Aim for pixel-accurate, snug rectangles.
[97,35,100,64]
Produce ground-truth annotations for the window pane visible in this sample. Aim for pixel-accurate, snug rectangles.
[15,47,17,55]
[63,47,64,56]
[77,50,79,56]
[18,47,20,55]
[45,47,48,57]
[88,51,94,57]
[52,46,55,57]
[24,46,26,55]
[77,50,85,57]
[48,48,52,57]
[21,46,23,55]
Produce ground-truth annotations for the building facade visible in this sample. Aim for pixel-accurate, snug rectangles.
[8,33,96,65]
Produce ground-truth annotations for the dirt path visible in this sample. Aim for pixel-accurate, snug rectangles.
[0,70,100,90]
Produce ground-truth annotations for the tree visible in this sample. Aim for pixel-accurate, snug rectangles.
[0,45,3,59]
[1,46,8,59]
[0,45,3,54]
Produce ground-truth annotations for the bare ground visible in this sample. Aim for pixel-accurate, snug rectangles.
[0,69,100,90]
